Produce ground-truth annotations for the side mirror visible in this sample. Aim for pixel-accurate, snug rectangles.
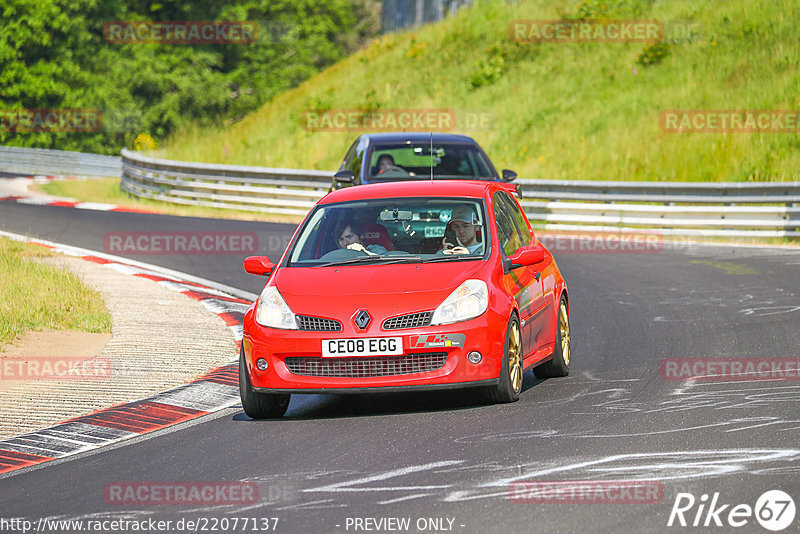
[502,169,518,182]
[508,244,545,269]
[333,170,356,189]
[244,256,275,276]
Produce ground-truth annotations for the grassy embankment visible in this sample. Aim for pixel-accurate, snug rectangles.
[159,0,800,182]
[0,238,111,347]
[41,0,799,230]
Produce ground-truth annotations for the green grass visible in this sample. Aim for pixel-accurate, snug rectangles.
[0,238,112,347]
[37,179,304,223]
[158,0,800,182]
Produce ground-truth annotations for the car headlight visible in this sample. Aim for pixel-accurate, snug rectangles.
[255,286,297,329]
[431,280,488,325]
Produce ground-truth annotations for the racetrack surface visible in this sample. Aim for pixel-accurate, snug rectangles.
[2,199,800,533]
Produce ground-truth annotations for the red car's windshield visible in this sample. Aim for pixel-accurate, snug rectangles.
[288,197,490,266]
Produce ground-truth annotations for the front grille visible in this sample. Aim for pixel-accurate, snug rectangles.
[296,315,342,331]
[383,311,433,330]
[285,353,447,378]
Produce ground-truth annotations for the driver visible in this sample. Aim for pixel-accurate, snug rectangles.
[376,154,405,175]
[335,221,388,255]
[442,205,483,255]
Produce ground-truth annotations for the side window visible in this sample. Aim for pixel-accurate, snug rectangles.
[499,192,532,247]
[348,137,367,176]
[289,207,327,262]
[493,192,523,256]
[340,141,358,171]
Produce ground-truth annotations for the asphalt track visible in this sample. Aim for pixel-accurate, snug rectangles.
[2,197,800,533]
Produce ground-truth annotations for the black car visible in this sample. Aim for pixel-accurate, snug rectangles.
[331,132,518,190]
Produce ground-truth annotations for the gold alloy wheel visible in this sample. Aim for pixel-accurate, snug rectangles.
[559,301,571,366]
[508,320,522,393]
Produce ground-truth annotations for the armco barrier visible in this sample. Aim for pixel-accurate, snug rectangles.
[4,146,800,237]
[0,146,120,177]
[517,178,800,238]
[120,148,332,217]
[121,150,800,237]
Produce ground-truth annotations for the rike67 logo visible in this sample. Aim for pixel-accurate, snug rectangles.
[668,490,795,531]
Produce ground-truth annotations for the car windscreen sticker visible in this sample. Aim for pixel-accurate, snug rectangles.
[424,226,445,238]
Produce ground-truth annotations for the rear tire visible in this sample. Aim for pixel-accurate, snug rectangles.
[239,345,290,419]
[534,295,571,379]
[487,315,523,403]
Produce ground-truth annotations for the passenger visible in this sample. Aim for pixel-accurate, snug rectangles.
[442,205,483,255]
[335,221,388,255]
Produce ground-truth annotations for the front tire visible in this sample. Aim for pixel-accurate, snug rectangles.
[239,345,290,419]
[487,315,523,403]
[534,295,571,379]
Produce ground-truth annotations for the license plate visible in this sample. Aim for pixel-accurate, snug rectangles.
[322,337,403,358]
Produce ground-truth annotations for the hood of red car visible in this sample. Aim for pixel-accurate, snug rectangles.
[271,262,486,322]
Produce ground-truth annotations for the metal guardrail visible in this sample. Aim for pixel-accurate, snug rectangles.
[121,149,800,238]
[120,149,333,217]
[517,179,800,238]
[0,146,121,177]
[4,146,797,238]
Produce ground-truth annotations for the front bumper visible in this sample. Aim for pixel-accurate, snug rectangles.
[242,308,507,393]
[253,379,499,395]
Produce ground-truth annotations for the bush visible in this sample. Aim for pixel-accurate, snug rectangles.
[0,0,380,155]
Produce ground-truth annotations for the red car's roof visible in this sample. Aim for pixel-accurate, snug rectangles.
[321,180,512,204]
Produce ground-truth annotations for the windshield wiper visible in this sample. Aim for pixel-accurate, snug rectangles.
[422,254,481,263]
[319,255,423,267]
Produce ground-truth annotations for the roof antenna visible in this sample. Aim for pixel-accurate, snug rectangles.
[430,131,433,182]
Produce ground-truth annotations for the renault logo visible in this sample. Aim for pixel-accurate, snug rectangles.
[354,310,371,330]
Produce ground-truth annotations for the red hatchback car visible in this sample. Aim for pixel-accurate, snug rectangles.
[240,180,570,418]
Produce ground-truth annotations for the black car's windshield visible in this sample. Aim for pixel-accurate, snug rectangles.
[367,143,495,180]
[287,197,490,266]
